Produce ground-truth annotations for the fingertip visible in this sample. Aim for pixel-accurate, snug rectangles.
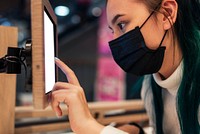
[55,57,61,65]
[56,112,62,118]
[54,57,63,67]
[55,57,60,61]
[50,98,63,118]
[54,106,63,118]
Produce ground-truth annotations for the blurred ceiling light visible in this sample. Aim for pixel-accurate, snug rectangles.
[92,7,102,17]
[55,6,70,17]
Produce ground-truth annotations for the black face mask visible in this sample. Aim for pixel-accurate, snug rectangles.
[109,11,167,76]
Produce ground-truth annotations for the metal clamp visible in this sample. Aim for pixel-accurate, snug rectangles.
[0,39,32,74]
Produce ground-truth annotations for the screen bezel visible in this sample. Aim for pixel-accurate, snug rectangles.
[31,0,58,109]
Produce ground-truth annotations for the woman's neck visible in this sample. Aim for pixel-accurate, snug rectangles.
[158,35,182,79]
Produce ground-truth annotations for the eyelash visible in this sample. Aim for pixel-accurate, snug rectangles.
[117,22,125,30]
[117,21,127,33]
[109,21,127,34]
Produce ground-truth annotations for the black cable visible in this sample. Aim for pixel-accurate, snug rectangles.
[0,57,6,73]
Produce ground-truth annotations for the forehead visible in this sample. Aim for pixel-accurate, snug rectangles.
[106,0,147,23]
[106,0,133,16]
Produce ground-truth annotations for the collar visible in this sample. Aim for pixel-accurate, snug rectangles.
[153,61,183,96]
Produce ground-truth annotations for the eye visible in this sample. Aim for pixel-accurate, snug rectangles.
[117,22,126,31]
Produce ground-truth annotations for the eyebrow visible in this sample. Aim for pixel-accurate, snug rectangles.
[112,14,125,25]
[108,14,125,30]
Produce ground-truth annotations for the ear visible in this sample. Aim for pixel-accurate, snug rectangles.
[161,0,178,30]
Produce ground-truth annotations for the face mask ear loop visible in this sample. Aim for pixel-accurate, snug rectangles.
[159,30,168,47]
[140,2,162,29]
[140,11,155,29]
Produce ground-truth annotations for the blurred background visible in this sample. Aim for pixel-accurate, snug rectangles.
[0,0,140,106]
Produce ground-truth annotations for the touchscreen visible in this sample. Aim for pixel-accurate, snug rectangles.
[44,11,56,94]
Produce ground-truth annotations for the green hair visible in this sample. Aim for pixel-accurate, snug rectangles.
[151,0,200,134]
[175,0,200,133]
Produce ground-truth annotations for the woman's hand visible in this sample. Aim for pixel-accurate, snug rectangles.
[117,124,140,134]
[50,58,104,134]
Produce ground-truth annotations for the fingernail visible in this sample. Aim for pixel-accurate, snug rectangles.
[55,57,60,61]
[56,113,62,118]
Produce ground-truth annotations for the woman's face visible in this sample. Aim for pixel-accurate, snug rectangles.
[106,0,183,78]
[106,0,166,50]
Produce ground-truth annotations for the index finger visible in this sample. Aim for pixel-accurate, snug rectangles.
[55,58,80,86]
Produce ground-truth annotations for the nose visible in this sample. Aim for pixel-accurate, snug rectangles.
[113,33,120,40]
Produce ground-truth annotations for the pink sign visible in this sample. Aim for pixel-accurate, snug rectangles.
[95,56,125,101]
[95,8,126,101]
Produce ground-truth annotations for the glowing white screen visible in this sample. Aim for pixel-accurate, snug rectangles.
[44,11,56,94]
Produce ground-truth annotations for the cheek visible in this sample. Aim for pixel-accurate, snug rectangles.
[141,19,164,50]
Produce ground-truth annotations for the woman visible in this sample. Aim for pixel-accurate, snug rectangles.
[51,0,200,133]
